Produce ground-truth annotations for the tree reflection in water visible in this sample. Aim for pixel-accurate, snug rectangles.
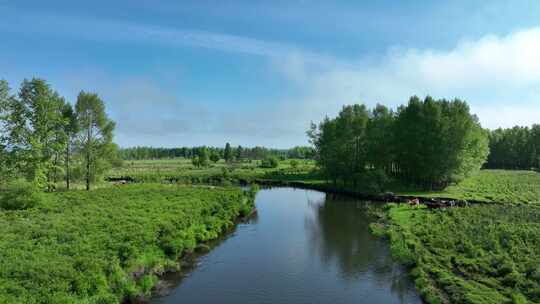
[305,192,416,301]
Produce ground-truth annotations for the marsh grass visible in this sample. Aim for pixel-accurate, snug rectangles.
[0,184,255,303]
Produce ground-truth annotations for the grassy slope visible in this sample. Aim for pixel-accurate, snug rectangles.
[375,204,540,304]
[0,184,255,304]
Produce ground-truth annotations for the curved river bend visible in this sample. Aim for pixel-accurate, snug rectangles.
[151,187,421,304]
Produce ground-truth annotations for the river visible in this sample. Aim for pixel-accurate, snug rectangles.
[151,187,421,304]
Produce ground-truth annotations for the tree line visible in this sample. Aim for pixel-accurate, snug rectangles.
[119,145,315,161]
[308,96,490,189]
[484,126,540,170]
[0,78,119,190]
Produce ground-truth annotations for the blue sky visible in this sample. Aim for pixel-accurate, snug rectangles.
[2,1,540,148]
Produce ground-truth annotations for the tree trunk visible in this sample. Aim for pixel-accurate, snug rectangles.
[86,125,91,191]
[66,142,70,190]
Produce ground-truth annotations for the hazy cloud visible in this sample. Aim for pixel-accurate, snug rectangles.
[276,27,540,131]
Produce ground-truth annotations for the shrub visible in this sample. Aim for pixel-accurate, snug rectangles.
[290,159,299,169]
[260,157,279,168]
[0,179,41,210]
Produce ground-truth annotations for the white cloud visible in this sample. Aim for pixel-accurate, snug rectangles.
[3,7,540,145]
[277,27,540,131]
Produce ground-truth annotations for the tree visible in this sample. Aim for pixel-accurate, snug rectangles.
[61,103,79,189]
[309,97,489,190]
[0,80,14,184]
[197,146,209,167]
[261,156,279,168]
[0,78,67,189]
[210,152,220,163]
[236,145,243,161]
[366,104,395,174]
[224,142,232,163]
[75,91,115,191]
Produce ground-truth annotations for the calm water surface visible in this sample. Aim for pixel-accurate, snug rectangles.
[151,187,421,304]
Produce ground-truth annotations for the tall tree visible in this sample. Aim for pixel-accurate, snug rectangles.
[61,103,79,189]
[198,146,209,167]
[309,97,489,189]
[0,78,67,189]
[224,142,232,163]
[236,145,243,161]
[75,91,115,191]
[0,80,14,183]
[366,104,395,173]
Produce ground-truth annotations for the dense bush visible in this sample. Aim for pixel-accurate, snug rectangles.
[0,179,41,210]
[0,184,255,303]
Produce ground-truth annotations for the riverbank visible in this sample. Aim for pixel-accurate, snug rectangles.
[256,170,540,206]
[107,159,540,205]
[370,203,540,304]
[0,184,256,303]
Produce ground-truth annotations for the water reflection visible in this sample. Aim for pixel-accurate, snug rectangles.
[152,188,421,304]
[306,193,417,302]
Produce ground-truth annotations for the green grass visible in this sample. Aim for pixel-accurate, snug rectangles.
[376,204,540,304]
[107,158,318,184]
[0,184,255,303]
[108,158,540,205]
[397,170,540,204]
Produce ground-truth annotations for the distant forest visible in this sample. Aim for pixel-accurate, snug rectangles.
[485,126,540,170]
[119,145,315,161]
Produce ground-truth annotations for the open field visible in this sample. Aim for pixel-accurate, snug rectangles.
[0,184,255,303]
[372,204,540,304]
[109,159,540,205]
[106,158,318,184]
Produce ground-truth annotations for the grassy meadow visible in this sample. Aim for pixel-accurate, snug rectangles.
[70,159,540,304]
[107,158,540,205]
[372,204,540,304]
[106,157,318,184]
[0,184,255,303]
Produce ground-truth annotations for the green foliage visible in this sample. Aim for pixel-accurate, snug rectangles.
[0,179,41,210]
[76,91,116,190]
[260,156,279,168]
[382,204,540,303]
[118,145,315,162]
[224,142,233,162]
[0,78,69,189]
[289,159,299,169]
[209,152,220,163]
[309,97,489,189]
[486,125,540,170]
[0,184,255,303]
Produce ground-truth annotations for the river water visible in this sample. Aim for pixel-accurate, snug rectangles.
[151,187,421,304]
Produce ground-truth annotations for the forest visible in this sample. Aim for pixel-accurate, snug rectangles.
[119,145,315,161]
[485,126,540,170]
